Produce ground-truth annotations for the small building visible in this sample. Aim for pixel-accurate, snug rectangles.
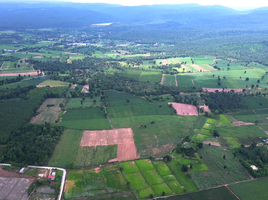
[251,165,258,171]
[19,167,25,173]
[48,172,56,180]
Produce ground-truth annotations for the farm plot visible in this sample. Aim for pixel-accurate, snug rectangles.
[37,79,69,87]
[169,103,198,116]
[66,97,102,109]
[124,172,148,190]
[228,176,268,200]
[104,90,148,106]
[163,74,176,86]
[133,120,195,157]
[217,125,266,137]
[159,186,237,200]
[190,146,251,189]
[176,75,195,87]
[30,98,66,124]
[139,71,162,83]
[119,161,140,174]
[80,128,139,162]
[58,107,111,130]
[118,70,142,81]
[0,177,34,200]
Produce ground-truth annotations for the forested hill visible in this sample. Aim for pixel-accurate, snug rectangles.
[0,2,268,29]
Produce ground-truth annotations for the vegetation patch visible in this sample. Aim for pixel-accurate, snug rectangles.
[124,172,148,190]
[225,137,241,148]
[135,159,155,171]
[153,161,172,175]
[168,181,185,194]
[151,183,172,195]
[68,170,84,180]
[103,172,128,192]
[119,161,140,174]
[142,169,164,185]
[139,187,154,198]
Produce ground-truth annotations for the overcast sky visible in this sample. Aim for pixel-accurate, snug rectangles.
[62,0,268,8]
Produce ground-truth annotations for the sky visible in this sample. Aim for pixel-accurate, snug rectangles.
[61,0,268,8]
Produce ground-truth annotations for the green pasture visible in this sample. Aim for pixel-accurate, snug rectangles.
[142,169,164,185]
[159,186,237,200]
[38,79,69,87]
[48,129,83,168]
[192,58,214,64]
[65,179,87,199]
[24,168,38,176]
[229,176,268,200]
[151,183,172,195]
[135,159,155,171]
[167,159,198,192]
[139,187,154,198]
[87,192,136,200]
[104,172,128,192]
[139,71,162,83]
[119,161,140,174]
[200,64,216,71]
[243,96,268,110]
[167,57,180,64]
[110,115,183,128]
[133,119,195,157]
[68,170,84,180]
[124,172,148,190]
[84,168,103,178]
[163,74,176,86]
[58,108,111,129]
[225,137,241,148]
[153,161,172,176]
[104,90,148,106]
[217,125,266,137]
[230,110,260,123]
[168,181,185,194]
[176,75,195,87]
[163,174,177,182]
[75,145,117,167]
[102,164,120,174]
[67,97,102,109]
[191,146,250,189]
[108,103,173,118]
[178,57,192,64]
[118,70,141,81]
[217,115,233,126]
[0,76,49,89]
[55,170,63,182]
[177,158,209,173]
[185,64,198,72]
[237,137,252,145]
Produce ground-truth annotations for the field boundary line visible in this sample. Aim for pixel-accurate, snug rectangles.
[0,61,5,69]
[139,71,143,81]
[160,74,165,85]
[151,161,175,194]
[175,75,178,87]
[225,185,240,200]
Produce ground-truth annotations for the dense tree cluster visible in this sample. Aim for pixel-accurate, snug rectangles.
[200,91,247,113]
[0,75,23,86]
[0,123,64,166]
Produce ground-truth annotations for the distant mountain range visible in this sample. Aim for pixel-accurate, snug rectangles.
[0,2,268,29]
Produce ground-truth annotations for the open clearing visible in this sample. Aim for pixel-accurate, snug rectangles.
[0,177,34,200]
[169,103,198,116]
[30,98,66,124]
[0,72,38,76]
[80,128,139,162]
[203,141,220,146]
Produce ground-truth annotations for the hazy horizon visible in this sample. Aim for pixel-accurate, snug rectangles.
[0,0,265,10]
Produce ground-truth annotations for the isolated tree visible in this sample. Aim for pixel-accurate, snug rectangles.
[162,192,166,196]
[181,164,188,172]
[223,155,226,159]
[245,77,249,81]
[68,161,75,169]
[190,163,193,169]
[93,100,97,104]
[126,98,130,103]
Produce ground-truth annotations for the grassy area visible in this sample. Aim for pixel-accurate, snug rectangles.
[104,172,128,192]
[68,170,84,180]
[48,129,83,168]
[24,168,38,176]
[190,146,250,189]
[151,183,172,195]
[67,97,102,109]
[37,79,69,87]
[58,108,111,129]
[167,159,198,192]
[153,161,172,175]
[217,125,266,137]
[139,187,154,198]
[119,161,140,174]
[142,169,165,185]
[124,172,148,190]
[84,168,103,178]
[229,177,268,200]
[158,186,237,200]
[135,159,155,171]
[139,71,162,83]
[75,145,117,167]
[168,181,185,194]
[225,137,241,148]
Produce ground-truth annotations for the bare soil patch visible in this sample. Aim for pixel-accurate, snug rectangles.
[203,141,220,146]
[162,59,168,65]
[0,61,5,69]
[203,88,243,93]
[0,72,38,76]
[0,168,32,178]
[233,121,254,126]
[80,128,139,162]
[117,44,129,47]
[199,104,211,113]
[191,64,206,72]
[169,102,198,116]
[160,74,165,85]
[175,75,178,87]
